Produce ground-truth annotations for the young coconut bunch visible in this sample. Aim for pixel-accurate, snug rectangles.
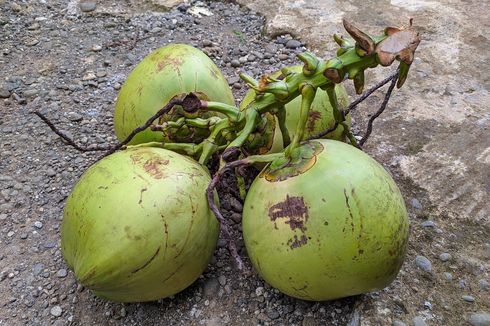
[206,19,421,300]
[33,19,420,303]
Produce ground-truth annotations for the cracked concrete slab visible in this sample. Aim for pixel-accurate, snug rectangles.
[238,0,490,226]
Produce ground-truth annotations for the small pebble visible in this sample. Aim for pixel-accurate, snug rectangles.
[266,308,280,320]
[28,23,40,30]
[57,269,68,278]
[415,255,432,272]
[218,275,226,286]
[468,312,490,326]
[23,89,39,98]
[230,59,240,68]
[478,279,489,291]
[420,220,435,228]
[264,44,278,53]
[68,112,83,122]
[278,53,289,60]
[203,278,219,297]
[202,40,213,47]
[50,305,63,317]
[411,198,423,210]
[32,263,44,276]
[228,76,240,85]
[46,168,56,177]
[0,87,11,98]
[80,1,97,12]
[392,321,407,326]
[34,221,43,229]
[412,316,427,326]
[91,45,102,52]
[443,272,453,281]
[10,3,22,12]
[439,253,452,262]
[285,39,301,49]
[255,287,264,296]
[462,295,475,302]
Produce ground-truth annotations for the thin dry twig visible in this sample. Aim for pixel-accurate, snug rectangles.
[102,97,183,157]
[33,97,183,157]
[33,111,110,152]
[343,69,399,117]
[310,69,399,140]
[359,72,399,146]
[207,160,251,272]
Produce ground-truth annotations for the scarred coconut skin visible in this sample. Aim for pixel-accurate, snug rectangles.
[62,147,219,302]
[114,44,235,145]
[243,139,409,301]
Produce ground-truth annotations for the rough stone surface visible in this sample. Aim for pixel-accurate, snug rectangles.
[148,0,185,11]
[412,316,427,326]
[237,0,490,227]
[468,312,490,326]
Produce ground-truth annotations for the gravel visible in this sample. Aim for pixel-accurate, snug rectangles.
[411,198,423,210]
[420,220,435,228]
[415,255,432,272]
[462,295,475,302]
[203,278,220,297]
[412,316,427,326]
[438,252,452,262]
[443,272,453,281]
[0,86,11,98]
[57,269,68,278]
[478,279,489,291]
[0,0,484,325]
[285,39,301,49]
[50,305,63,317]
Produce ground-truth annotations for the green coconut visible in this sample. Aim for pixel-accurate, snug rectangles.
[61,147,219,302]
[242,139,409,301]
[114,44,235,145]
[240,65,351,154]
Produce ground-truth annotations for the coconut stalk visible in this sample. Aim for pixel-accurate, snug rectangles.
[143,19,421,164]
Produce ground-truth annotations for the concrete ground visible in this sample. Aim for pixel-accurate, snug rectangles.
[0,0,488,325]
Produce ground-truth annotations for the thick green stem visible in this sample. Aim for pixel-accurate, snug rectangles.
[227,108,260,150]
[202,101,241,122]
[236,174,247,201]
[198,119,232,164]
[276,106,291,147]
[341,122,359,148]
[285,84,316,156]
[326,86,342,122]
[185,116,222,128]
